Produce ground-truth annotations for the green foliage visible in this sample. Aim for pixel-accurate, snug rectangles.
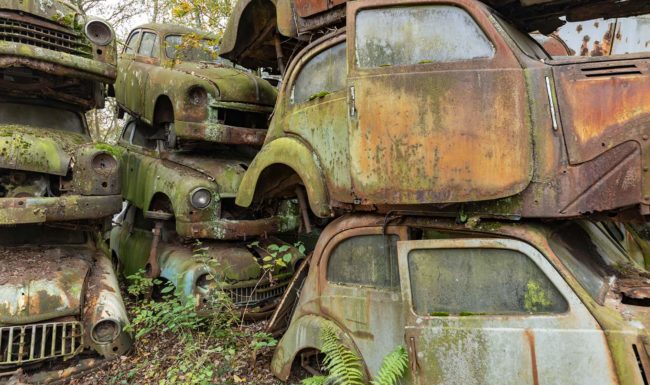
[301,325,407,385]
[524,279,552,312]
[370,346,408,385]
[250,332,278,353]
[248,240,304,271]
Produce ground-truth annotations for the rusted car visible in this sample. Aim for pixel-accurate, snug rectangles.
[0,98,122,224]
[0,0,117,109]
[270,214,650,384]
[0,225,131,377]
[110,204,304,318]
[113,23,276,148]
[227,0,650,220]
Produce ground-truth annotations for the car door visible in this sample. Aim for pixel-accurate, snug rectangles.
[115,205,153,277]
[317,226,409,378]
[282,33,354,203]
[397,238,618,385]
[119,120,159,206]
[346,0,532,205]
[128,30,161,117]
[116,29,142,112]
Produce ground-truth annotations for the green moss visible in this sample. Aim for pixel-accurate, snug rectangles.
[459,311,486,316]
[308,91,331,101]
[94,143,123,158]
[430,311,449,317]
[524,280,552,312]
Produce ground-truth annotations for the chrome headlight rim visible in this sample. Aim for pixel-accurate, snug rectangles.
[90,317,122,344]
[189,187,212,210]
[84,19,114,46]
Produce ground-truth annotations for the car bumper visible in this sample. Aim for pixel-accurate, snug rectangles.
[0,42,116,83]
[175,120,267,146]
[177,216,298,240]
[0,195,123,225]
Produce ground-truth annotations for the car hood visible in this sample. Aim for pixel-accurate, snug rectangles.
[0,0,80,27]
[0,246,91,325]
[172,62,277,106]
[166,153,249,195]
[0,124,89,176]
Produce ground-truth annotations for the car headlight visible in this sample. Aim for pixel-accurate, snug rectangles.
[84,20,113,46]
[188,86,208,106]
[92,152,118,173]
[91,318,120,343]
[190,188,212,209]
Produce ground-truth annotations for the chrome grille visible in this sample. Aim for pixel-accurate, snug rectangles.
[227,280,289,307]
[0,16,92,58]
[0,322,84,366]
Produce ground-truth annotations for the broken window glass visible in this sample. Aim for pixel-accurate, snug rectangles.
[408,247,567,315]
[355,5,494,68]
[327,234,399,289]
[293,42,346,104]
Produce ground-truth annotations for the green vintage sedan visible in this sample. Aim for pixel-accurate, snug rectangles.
[113,23,276,148]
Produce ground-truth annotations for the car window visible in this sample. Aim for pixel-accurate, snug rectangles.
[125,31,141,54]
[138,32,158,57]
[355,5,494,68]
[0,103,85,134]
[122,121,135,142]
[327,234,399,289]
[292,42,346,104]
[130,121,158,150]
[408,247,568,315]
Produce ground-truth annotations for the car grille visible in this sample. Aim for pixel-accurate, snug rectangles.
[227,280,290,307]
[0,15,92,58]
[0,321,84,366]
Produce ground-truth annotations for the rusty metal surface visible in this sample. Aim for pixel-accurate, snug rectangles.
[272,213,650,384]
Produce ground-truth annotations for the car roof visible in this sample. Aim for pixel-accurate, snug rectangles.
[134,23,218,40]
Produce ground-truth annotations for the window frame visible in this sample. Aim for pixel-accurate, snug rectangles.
[290,40,348,105]
[347,0,516,77]
[318,225,408,293]
[284,31,346,107]
[397,238,573,319]
[124,29,142,55]
[137,31,159,58]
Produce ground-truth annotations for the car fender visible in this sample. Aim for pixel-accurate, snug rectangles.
[271,314,363,380]
[235,137,331,218]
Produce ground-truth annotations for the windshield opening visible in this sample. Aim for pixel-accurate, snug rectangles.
[0,224,86,246]
[0,103,86,134]
[549,221,638,304]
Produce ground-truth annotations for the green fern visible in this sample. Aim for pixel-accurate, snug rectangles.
[320,324,365,385]
[370,346,408,385]
[302,376,327,385]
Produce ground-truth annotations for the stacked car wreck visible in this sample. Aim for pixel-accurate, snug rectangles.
[0,0,131,380]
[109,23,304,318]
[219,0,650,383]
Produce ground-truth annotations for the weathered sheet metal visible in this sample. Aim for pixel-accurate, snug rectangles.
[0,0,117,109]
[115,23,276,146]
[271,214,650,384]
[235,0,650,219]
[111,206,305,317]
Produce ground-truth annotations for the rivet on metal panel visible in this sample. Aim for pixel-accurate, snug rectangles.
[643,135,649,141]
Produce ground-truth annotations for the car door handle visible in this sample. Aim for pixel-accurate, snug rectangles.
[408,336,419,375]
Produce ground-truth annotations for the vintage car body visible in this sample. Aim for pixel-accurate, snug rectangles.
[110,204,304,318]
[0,0,117,109]
[116,119,298,240]
[271,214,650,384]
[231,0,650,220]
[114,23,276,148]
[220,0,650,73]
[0,99,121,225]
[0,225,131,372]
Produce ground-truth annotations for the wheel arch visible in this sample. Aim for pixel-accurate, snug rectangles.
[235,137,331,218]
[271,314,364,380]
[151,94,174,127]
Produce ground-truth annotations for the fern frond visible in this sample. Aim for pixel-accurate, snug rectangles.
[370,345,408,385]
[302,375,328,385]
[320,324,365,385]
